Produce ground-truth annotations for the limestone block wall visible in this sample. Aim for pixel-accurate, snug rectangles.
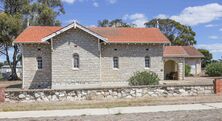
[164,58,185,80]
[22,44,52,89]
[51,28,101,89]
[101,44,164,82]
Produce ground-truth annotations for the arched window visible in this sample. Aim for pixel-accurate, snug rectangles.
[113,57,119,69]
[145,56,150,68]
[73,53,79,68]
[36,57,43,69]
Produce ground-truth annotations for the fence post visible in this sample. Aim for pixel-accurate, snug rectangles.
[214,79,222,96]
[0,88,5,103]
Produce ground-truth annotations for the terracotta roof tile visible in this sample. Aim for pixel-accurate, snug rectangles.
[164,46,204,58]
[15,26,170,43]
[15,26,62,43]
[89,27,170,43]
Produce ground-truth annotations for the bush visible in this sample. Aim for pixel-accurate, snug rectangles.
[128,71,160,86]
[185,64,191,76]
[206,62,222,77]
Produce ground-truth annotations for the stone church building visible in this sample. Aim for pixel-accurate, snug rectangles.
[15,22,204,89]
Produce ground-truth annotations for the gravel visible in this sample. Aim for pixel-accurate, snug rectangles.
[1,109,222,121]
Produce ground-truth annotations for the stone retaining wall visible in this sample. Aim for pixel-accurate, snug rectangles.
[5,85,214,103]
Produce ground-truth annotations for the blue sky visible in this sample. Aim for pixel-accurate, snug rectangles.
[58,0,222,60]
[1,0,222,62]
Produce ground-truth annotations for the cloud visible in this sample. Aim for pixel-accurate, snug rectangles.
[155,14,169,19]
[107,0,117,4]
[219,28,222,31]
[205,24,219,28]
[170,3,222,26]
[93,2,99,7]
[209,35,220,39]
[197,44,222,53]
[62,0,76,4]
[123,13,148,27]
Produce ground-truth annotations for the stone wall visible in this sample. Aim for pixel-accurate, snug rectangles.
[51,28,101,89]
[5,85,214,103]
[101,44,164,82]
[22,44,52,89]
[164,57,185,80]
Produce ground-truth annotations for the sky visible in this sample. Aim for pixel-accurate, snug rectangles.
[1,0,222,62]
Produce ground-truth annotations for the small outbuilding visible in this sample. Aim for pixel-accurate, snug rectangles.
[163,46,204,80]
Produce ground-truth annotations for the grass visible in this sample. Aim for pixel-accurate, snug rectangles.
[0,98,153,112]
[1,96,222,112]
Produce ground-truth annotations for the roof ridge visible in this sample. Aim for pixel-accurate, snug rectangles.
[88,27,159,29]
[181,46,190,57]
[28,26,61,27]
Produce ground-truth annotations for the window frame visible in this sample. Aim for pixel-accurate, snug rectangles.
[113,57,119,69]
[36,57,43,70]
[145,56,150,69]
[73,53,80,70]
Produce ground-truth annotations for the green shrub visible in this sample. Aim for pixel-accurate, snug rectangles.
[185,64,191,76]
[206,62,222,77]
[128,71,160,86]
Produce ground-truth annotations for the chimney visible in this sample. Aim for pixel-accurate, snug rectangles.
[26,18,30,27]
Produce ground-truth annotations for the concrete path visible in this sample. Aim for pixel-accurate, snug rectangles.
[0,103,222,119]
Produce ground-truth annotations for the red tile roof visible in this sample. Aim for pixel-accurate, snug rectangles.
[15,26,62,43]
[15,26,170,43]
[89,27,170,43]
[164,46,204,58]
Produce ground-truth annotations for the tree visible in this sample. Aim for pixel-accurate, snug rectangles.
[0,0,64,80]
[198,49,213,68]
[145,19,196,46]
[30,0,65,26]
[98,19,109,27]
[98,19,134,27]
[0,13,22,80]
[0,62,3,68]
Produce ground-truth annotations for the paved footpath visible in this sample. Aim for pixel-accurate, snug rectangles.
[0,102,222,119]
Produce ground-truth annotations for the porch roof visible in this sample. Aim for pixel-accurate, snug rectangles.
[163,46,204,58]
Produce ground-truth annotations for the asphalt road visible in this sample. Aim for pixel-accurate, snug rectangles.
[1,109,222,121]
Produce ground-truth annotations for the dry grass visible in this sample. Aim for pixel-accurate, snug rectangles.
[1,96,222,112]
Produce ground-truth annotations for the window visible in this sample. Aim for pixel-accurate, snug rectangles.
[113,57,119,69]
[73,53,79,68]
[37,57,43,69]
[145,56,150,68]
